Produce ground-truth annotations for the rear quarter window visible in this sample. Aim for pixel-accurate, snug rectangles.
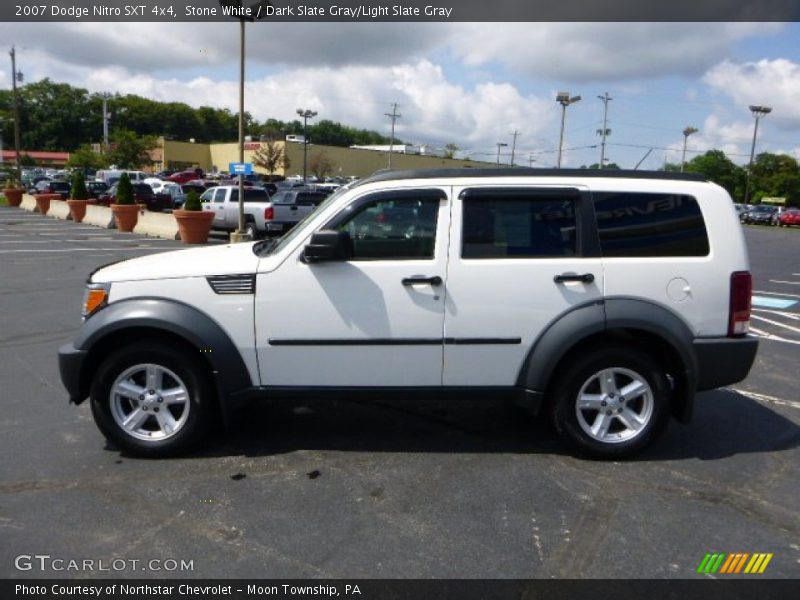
[593,192,709,257]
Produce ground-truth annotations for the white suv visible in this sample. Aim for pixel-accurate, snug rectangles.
[59,169,758,458]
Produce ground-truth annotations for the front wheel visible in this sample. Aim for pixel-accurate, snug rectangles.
[550,345,670,459]
[90,343,214,457]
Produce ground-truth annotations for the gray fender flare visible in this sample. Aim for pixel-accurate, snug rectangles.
[517,297,698,420]
[75,297,253,409]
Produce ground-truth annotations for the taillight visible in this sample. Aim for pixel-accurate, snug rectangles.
[264,206,274,220]
[729,271,752,336]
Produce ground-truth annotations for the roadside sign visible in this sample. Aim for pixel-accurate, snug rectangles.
[229,162,254,175]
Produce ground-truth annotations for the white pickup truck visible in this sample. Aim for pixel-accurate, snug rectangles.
[200,186,327,237]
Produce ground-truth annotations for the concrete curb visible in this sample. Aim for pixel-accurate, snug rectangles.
[83,205,116,229]
[20,194,37,211]
[133,210,180,241]
[48,199,73,220]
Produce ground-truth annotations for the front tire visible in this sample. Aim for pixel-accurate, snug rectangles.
[90,342,214,457]
[550,345,670,459]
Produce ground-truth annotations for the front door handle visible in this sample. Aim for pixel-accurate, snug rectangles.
[402,275,443,287]
[554,273,595,284]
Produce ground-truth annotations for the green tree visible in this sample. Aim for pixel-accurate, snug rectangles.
[115,172,134,205]
[750,153,800,206]
[107,130,156,169]
[67,144,106,170]
[443,143,459,159]
[684,150,746,201]
[19,154,37,166]
[182,189,201,211]
[252,137,290,179]
[70,171,89,200]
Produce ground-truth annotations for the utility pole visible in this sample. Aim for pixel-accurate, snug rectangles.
[597,92,612,169]
[509,130,520,166]
[10,46,22,178]
[385,103,401,169]
[528,153,536,167]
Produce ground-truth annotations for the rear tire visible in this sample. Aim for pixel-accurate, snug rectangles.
[90,342,214,457]
[550,345,670,459]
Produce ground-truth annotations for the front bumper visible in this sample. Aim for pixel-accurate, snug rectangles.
[58,342,89,403]
[693,336,759,391]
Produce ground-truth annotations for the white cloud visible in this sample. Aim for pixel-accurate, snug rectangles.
[703,58,800,129]
[450,23,782,81]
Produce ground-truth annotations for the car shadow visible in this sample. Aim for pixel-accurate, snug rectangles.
[176,388,800,462]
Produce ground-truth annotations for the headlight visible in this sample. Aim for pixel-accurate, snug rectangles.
[82,282,111,320]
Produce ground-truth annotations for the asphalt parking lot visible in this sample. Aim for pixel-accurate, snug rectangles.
[0,208,798,580]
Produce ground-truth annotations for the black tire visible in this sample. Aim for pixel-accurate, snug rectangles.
[550,345,670,459]
[244,220,258,239]
[90,342,214,457]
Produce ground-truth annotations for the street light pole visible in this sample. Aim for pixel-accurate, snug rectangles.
[556,92,581,169]
[495,142,507,166]
[681,126,698,172]
[296,108,317,183]
[744,105,772,205]
[9,46,22,179]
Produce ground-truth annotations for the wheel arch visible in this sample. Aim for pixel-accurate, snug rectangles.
[517,297,698,423]
[73,298,253,420]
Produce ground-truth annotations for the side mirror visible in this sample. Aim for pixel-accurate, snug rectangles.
[303,230,353,263]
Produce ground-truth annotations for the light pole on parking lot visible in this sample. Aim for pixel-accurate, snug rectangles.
[556,92,581,169]
[296,108,317,183]
[219,0,273,242]
[744,105,772,205]
[681,126,698,172]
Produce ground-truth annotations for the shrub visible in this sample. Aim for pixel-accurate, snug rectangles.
[70,171,89,200]
[182,190,202,211]
[116,172,134,205]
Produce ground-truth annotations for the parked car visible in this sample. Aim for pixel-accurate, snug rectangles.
[770,206,786,226]
[32,179,71,199]
[741,204,778,225]
[59,168,758,459]
[777,208,800,227]
[199,185,274,237]
[86,181,110,200]
[96,182,172,212]
[96,170,148,186]
[167,170,203,184]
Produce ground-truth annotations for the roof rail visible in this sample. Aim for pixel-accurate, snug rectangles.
[354,167,707,187]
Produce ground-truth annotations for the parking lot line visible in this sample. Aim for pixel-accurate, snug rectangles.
[731,388,800,410]
[749,326,800,345]
[0,247,159,253]
[769,280,800,285]
[754,289,800,299]
[751,314,800,335]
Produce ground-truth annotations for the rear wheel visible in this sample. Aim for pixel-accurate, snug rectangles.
[550,345,670,459]
[243,220,258,239]
[90,342,214,457]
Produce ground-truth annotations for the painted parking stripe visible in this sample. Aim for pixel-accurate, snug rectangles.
[752,295,797,309]
[749,326,800,346]
[769,280,800,285]
[751,314,800,334]
[0,247,159,253]
[730,388,800,410]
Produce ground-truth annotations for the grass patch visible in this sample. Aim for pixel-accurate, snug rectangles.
[0,195,7,207]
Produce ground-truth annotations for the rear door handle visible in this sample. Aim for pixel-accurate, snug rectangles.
[402,275,443,287]
[554,273,595,284]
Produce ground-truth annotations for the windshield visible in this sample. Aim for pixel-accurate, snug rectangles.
[753,205,775,212]
[253,183,355,257]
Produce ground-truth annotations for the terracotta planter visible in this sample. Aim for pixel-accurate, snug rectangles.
[35,193,61,215]
[174,209,215,244]
[66,199,96,223]
[111,203,140,232]
[3,188,23,207]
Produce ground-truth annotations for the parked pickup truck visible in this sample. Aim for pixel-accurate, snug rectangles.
[200,186,326,237]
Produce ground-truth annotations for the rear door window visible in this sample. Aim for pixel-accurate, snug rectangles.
[593,192,709,257]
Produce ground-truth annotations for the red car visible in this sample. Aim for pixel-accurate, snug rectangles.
[167,170,203,184]
[778,208,800,227]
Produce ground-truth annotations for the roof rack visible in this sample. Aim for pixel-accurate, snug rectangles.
[355,168,707,187]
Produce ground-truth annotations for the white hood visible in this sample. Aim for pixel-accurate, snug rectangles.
[91,242,260,283]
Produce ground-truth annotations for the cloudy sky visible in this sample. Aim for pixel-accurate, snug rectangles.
[1,21,799,168]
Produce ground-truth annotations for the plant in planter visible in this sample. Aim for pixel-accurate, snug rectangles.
[174,189,215,244]
[66,171,95,223]
[111,172,139,232]
[2,178,24,207]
